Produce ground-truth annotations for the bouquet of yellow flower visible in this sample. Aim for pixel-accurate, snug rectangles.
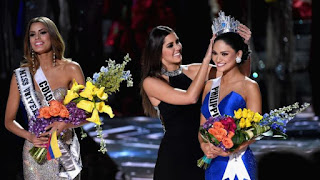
[197,102,310,169]
[63,53,133,153]
[28,54,133,164]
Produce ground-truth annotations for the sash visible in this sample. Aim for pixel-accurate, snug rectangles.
[34,67,82,179]
[14,67,41,118]
[16,67,82,179]
[208,77,221,118]
[222,147,251,180]
[34,67,55,105]
[58,129,82,179]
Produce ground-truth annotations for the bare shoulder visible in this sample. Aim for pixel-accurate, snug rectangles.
[143,76,164,88]
[59,59,84,85]
[61,59,82,72]
[204,79,213,93]
[244,76,260,91]
[181,64,198,76]
[182,63,215,80]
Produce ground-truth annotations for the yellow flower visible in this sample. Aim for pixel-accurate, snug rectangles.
[96,102,114,118]
[70,79,85,92]
[96,87,108,100]
[239,118,246,128]
[253,112,263,122]
[247,109,254,120]
[86,108,101,125]
[79,81,96,100]
[247,116,253,122]
[245,118,252,128]
[234,108,242,119]
[63,90,79,105]
[77,100,94,113]
[242,108,248,118]
[63,79,85,105]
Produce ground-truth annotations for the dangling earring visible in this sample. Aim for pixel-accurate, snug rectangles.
[31,49,35,72]
[236,57,242,63]
[53,52,56,67]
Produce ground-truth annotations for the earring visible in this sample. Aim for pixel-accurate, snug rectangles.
[53,52,56,67]
[31,49,35,72]
[236,57,242,63]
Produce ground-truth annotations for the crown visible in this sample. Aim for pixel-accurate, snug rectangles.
[211,11,240,36]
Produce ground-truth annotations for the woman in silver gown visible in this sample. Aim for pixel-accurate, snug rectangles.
[5,17,86,180]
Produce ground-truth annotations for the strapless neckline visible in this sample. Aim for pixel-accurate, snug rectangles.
[35,87,68,93]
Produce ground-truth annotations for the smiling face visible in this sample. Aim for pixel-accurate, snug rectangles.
[211,39,242,73]
[29,22,52,54]
[161,32,182,69]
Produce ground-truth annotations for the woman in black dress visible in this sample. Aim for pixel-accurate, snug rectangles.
[140,25,251,180]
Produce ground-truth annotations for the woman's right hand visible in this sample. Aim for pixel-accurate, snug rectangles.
[201,142,235,158]
[203,35,215,62]
[30,133,48,148]
[200,142,221,159]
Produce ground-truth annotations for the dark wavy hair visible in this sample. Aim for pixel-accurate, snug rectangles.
[140,25,174,117]
[214,32,251,64]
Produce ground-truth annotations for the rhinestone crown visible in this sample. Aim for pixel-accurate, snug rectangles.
[211,11,240,36]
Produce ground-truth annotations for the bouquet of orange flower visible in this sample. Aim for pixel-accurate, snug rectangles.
[29,100,87,164]
[29,54,133,163]
[197,102,310,169]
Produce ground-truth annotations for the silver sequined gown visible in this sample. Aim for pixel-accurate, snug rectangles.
[22,88,82,180]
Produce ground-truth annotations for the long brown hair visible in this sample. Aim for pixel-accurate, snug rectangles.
[140,26,174,117]
[21,16,65,74]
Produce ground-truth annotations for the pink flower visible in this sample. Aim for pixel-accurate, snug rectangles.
[220,117,237,132]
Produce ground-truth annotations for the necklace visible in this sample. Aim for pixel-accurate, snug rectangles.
[161,66,182,77]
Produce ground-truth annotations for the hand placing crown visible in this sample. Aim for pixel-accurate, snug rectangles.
[211,11,240,36]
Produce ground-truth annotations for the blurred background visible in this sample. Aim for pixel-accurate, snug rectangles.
[1,0,319,179]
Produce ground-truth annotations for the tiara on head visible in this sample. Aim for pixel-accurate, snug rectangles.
[211,11,240,36]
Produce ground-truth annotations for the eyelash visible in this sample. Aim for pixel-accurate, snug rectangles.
[212,52,228,56]
[167,40,180,48]
[29,31,47,37]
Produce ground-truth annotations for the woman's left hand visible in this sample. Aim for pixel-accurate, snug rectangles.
[40,121,70,137]
[237,24,251,45]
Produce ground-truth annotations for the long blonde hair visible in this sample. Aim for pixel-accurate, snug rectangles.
[21,17,65,74]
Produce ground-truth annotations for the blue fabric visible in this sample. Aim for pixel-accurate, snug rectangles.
[201,91,256,180]
[201,91,246,119]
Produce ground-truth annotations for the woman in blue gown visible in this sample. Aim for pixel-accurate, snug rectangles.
[140,22,252,179]
[199,31,262,180]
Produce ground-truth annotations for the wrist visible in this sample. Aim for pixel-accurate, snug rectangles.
[26,131,33,142]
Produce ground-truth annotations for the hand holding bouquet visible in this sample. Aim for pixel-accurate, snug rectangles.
[197,102,310,169]
[29,54,133,163]
[29,100,87,164]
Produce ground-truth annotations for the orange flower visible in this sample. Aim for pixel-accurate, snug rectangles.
[59,108,69,118]
[214,134,224,142]
[49,100,62,107]
[38,106,51,119]
[49,103,62,117]
[216,128,227,137]
[222,137,234,149]
[213,121,224,129]
[208,128,218,136]
[210,128,227,141]
[227,131,235,138]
